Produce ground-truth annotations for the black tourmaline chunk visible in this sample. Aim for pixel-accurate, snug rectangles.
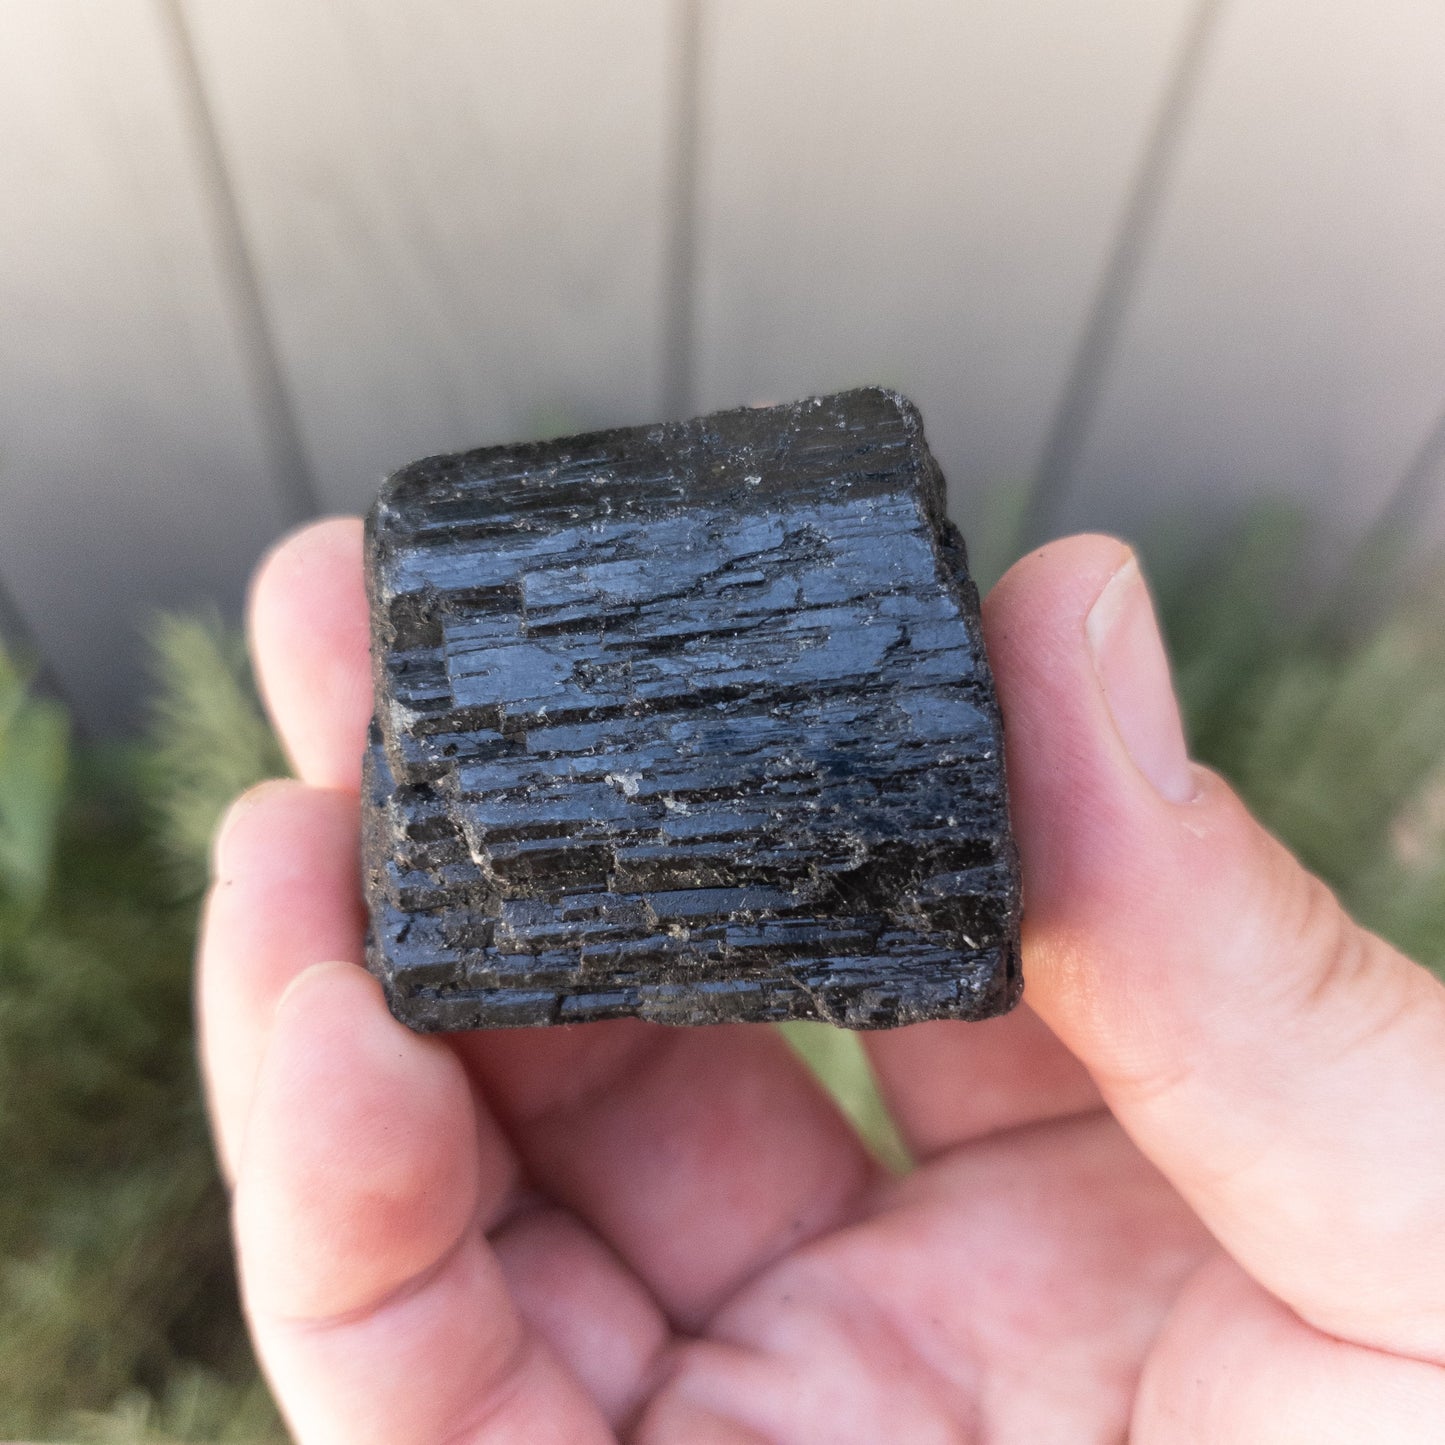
[362,388,1022,1030]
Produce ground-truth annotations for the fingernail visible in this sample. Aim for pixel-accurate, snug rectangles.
[1085,554,1196,804]
[274,958,360,1017]
[210,779,286,881]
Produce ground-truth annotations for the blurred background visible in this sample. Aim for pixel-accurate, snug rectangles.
[2,2,1444,1440]
[5,0,1445,730]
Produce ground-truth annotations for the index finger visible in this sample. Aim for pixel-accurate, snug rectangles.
[247,516,372,791]
[243,516,880,1329]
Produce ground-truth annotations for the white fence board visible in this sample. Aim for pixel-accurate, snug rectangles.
[1059,0,1445,556]
[690,0,1199,574]
[5,0,1445,729]
[183,0,679,513]
[0,0,291,729]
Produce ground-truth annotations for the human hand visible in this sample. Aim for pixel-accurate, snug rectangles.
[200,519,1445,1442]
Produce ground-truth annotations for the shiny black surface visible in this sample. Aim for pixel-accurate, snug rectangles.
[362,388,1022,1029]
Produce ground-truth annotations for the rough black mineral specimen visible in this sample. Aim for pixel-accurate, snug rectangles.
[362,388,1022,1030]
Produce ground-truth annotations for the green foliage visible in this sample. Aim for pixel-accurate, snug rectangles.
[143,609,287,898]
[0,509,1442,1440]
[55,1369,280,1445]
[779,1021,912,1173]
[0,631,285,1442]
[1156,509,1445,974]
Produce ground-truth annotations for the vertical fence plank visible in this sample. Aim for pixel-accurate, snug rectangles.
[691,0,1199,573]
[183,0,678,513]
[1056,0,1445,558]
[0,0,292,730]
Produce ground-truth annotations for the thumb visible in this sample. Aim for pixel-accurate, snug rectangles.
[986,535,1445,1366]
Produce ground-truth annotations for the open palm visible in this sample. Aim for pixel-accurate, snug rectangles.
[200,521,1445,1442]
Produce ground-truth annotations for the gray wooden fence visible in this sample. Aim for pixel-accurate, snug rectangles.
[3,0,1444,732]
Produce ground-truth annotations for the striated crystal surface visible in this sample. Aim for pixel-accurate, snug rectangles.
[362,388,1022,1030]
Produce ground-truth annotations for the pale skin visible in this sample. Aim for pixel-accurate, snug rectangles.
[200,519,1445,1443]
